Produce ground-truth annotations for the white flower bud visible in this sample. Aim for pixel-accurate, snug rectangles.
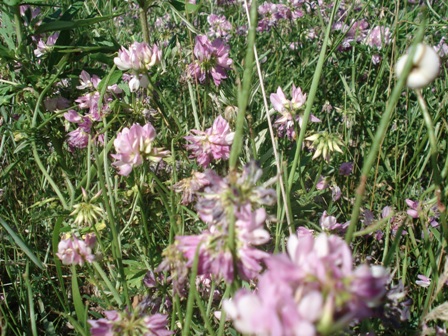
[395,43,440,89]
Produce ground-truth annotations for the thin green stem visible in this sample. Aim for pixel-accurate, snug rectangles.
[13,4,24,47]
[139,5,150,44]
[286,0,341,232]
[415,89,447,241]
[244,2,292,231]
[228,0,257,170]
[93,145,130,308]
[182,243,201,336]
[345,23,426,243]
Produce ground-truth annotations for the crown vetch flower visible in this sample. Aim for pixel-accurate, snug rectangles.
[167,162,275,283]
[172,171,210,205]
[112,123,169,176]
[34,32,59,57]
[89,309,173,336]
[365,26,391,49]
[207,14,232,40]
[114,42,162,92]
[270,85,320,139]
[185,115,234,168]
[57,234,96,266]
[224,230,389,335]
[187,35,233,86]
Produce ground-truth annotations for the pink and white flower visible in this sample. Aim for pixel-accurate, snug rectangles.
[111,123,169,176]
[185,115,234,168]
[57,234,96,266]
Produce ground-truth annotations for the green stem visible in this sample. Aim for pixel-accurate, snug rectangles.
[228,0,257,170]
[31,143,69,210]
[13,4,24,47]
[415,89,447,241]
[182,243,201,336]
[286,0,340,231]
[139,5,150,44]
[247,5,292,231]
[24,263,38,336]
[93,145,130,308]
[345,23,426,243]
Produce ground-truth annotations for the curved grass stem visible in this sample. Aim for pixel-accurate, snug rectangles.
[345,23,426,243]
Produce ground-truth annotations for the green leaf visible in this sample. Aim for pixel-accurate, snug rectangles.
[3,0,20,6]
[96,70,123,93]
[35,14,122,34]
[0,43,14,60]
[0,216,45,269]
[71,265,87,331]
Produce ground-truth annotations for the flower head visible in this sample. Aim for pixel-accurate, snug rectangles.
[57,234,96,266]
[89,309,172,336]
[187,35,233,86]
[114,42,161,91]
[207,14,232,40]
[34,32,59,57]
[167,161,275,283]
[225,231,389,335]
[270,85,320,139]
[112,123,169,176]
[185,115,234,168]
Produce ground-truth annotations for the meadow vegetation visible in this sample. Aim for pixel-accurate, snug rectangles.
[1,0,448,335]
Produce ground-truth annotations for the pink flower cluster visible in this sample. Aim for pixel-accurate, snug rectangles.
[187,35,232,86]
[270,85,320,139]
[172,162,276,283]
[112,123,169,176]
[89,310,172,336]
[114,42,162,91]
[172,171,210,205]
[257,1,304,32]
[405,198,440,228]
[224,229,389,335]
[64,71,122,149]
[185,115,234,168]
[365,26,392,49]
[57,234,96,266]
[207,14,232,40]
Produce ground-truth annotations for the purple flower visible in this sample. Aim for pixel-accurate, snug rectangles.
[168,162,275,283]
[89,310,172,336]
[319,211,347,232]
[316,176,329,190]
[77,70,101,90]
[339,162,354,176]
[331,185,341,201]
[56,234,96,266]
[365,26,391,49]
[185,115,234,168]
[416,274,431,288]
[207,14,232,40]
[34,32,59,57]
[405,199,420,218]
[172,171,210,204]
[225,231,389,335]
[187,35,233,86]
[372,54,382,65]
[270,85,320,139]
[434,37,448,58]
[112,123,169,176]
